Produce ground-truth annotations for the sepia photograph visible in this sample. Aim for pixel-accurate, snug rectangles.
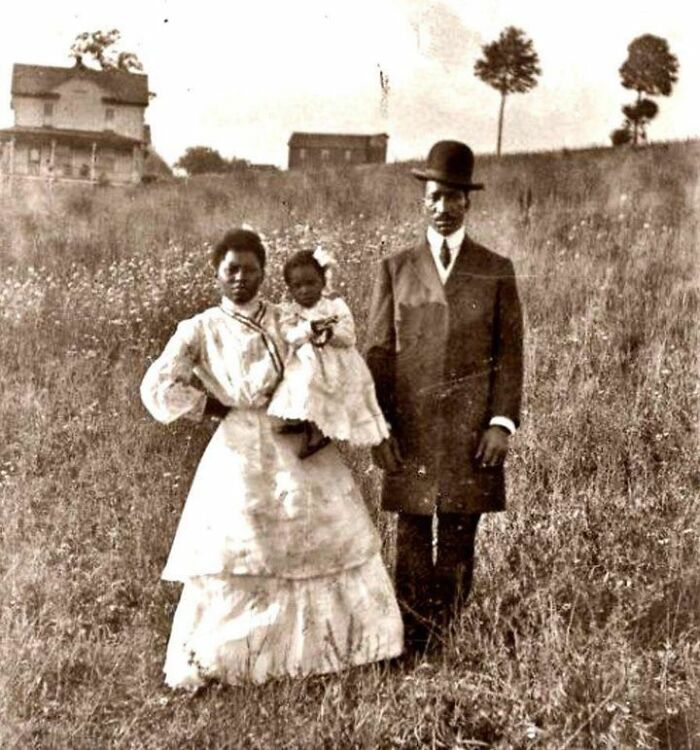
[0,1,698,747]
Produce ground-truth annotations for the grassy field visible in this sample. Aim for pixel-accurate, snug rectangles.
[0,141,698,749]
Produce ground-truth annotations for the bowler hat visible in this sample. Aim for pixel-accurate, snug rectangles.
[411,140,484,191]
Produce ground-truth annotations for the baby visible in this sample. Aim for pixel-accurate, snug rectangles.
[268,249,390,458]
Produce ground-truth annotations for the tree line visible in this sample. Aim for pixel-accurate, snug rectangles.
[174,148,251,176]
[473,28,679,154]
[69,28,680,173]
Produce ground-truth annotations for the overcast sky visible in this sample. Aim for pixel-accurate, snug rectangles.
[0,0,697,167]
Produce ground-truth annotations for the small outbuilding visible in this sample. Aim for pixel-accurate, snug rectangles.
[288,132,388,169]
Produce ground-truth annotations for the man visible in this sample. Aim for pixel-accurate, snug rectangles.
[366,140,523,651]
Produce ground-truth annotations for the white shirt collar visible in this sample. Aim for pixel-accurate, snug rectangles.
[426,225,466,283]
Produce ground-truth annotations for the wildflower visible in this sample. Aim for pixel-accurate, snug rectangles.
[524,724,541,740]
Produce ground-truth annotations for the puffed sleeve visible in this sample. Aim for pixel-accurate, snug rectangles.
[140,318,208,424]
[327,297,357,348]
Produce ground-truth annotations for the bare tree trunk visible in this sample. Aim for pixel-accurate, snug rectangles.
[633,89,642,146]
[497,91,506,156]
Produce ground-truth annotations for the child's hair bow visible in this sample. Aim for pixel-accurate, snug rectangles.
[313,246,336,269]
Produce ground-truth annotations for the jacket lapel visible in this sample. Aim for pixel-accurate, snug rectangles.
[444,234,482,299]
[407,241,446,304]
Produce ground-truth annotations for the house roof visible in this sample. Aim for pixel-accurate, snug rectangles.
[0,126,143,148]
[11,63,149,106]
[288,132,388,148]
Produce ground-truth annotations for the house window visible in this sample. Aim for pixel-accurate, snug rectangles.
[43,102,54,124]
[298,148,306,161]
[28,147,41,175]
[105,108,115,126]
[114,150,132,173]
[344,149,352,162]
[55,145,72,177]
[320,149,330,161]
[97,148,115,174]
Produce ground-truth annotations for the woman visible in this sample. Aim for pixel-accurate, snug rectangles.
[140,228,402,688]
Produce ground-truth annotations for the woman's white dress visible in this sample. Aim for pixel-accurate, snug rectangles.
[267,296,390,446]
[140,296,402,687]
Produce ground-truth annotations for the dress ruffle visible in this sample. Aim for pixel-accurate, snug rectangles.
[164,553,403,688]
[268,347,389,445]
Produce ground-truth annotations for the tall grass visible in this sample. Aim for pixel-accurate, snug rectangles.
[0,141,698,748]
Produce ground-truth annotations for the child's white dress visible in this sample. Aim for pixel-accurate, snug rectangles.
[140,296,402,687]
[267,296,390,446]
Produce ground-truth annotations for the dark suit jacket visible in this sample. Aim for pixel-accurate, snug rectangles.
[366,235,523,514]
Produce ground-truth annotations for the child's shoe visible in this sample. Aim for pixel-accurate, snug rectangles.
[275,419,307,434]
[299,423,331,459]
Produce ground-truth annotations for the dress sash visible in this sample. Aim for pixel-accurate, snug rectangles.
[219,301,285,379]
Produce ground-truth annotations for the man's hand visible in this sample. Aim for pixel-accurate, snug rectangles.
[371,436,403,473]
[475,426,510,468]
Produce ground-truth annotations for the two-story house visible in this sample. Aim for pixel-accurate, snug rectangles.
[288,133,389,169]
[0,61,150,184]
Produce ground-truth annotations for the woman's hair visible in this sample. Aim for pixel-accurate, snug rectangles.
[210,228,266,270]
[283,250,326,286]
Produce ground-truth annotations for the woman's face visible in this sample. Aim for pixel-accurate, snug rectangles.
[286,265,324,308]
[217,249,264,304]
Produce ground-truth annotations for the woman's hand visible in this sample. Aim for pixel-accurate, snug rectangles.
[203,397,230,422]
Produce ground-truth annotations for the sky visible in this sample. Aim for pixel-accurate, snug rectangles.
[0,0,697,167]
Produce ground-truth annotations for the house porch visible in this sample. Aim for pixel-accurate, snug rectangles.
[0,127,144,185]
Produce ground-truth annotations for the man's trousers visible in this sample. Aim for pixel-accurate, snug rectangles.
[394,512,481,647]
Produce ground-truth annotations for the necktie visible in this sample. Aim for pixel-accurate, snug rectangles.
[440,240,451,269]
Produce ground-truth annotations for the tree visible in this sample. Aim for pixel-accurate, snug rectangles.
[619,34,679,145]
[610,126,632,147]
[175,147,231,176]
[228,156,252,172]
[474,26,541,156]
[70,29,144,73]
[622,98,658,143]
